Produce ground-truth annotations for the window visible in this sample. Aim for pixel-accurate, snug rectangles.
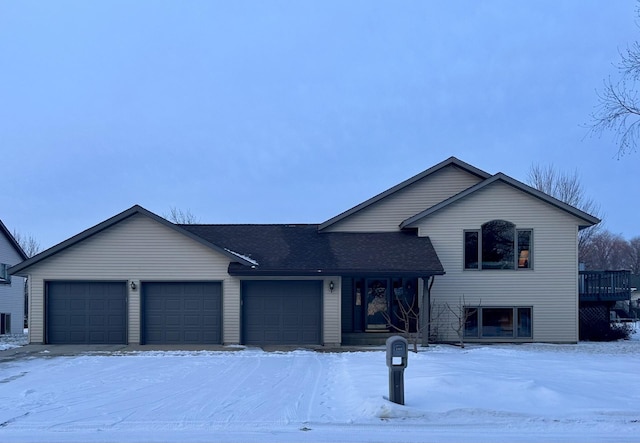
[0,264,10,284]
[517,230,532,269]
[464,307,532,339]
[482,220,514,269]
[464,231,479,269]
[464,221,532,270]
[0,313,10,335]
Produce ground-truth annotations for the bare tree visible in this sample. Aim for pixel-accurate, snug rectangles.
[382,279,433,353]
[589,5,640,157]
[11,230,41,258]
[628,236,640,274]
[580,230,633,270]
[427,299,447,344]
[590,77,640,157]
[164,207,199,224]
[10,230,40,328]
[445,296,479,349]
[527,164,603,260]
[381,290,425,353]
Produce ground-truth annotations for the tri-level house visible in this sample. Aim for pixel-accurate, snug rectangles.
[0,220,28,335]
[10,157,601,346]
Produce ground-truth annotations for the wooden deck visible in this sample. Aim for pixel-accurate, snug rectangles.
[579,270,631,302]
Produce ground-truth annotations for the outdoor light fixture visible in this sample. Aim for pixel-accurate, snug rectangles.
[329,281,335,293]
[130,281,137,290]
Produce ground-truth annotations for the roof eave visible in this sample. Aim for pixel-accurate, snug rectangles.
[319,157,491,231]
[228,265,445,277]
[9,205,255,275]
[400,173,601,229]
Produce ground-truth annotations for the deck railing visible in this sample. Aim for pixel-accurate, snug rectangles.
[579,270,631,302]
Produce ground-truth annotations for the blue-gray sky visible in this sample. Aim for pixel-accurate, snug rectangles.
[2,1,638,250]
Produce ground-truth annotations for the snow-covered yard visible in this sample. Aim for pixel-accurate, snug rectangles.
[1,329,639,443]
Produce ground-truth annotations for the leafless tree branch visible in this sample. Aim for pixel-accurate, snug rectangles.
[164,207,200,224]
[11,230,41,258]
[527,164,604,261]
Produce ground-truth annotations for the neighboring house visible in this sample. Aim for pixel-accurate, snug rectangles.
[630,274,640,318]
[9,157,599,346]
[0,220,28,335]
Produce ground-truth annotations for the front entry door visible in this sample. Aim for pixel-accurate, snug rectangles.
[366,279,389,331]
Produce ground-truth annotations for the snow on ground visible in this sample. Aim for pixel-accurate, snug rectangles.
[0,328,639,443]
[0,331,28,351]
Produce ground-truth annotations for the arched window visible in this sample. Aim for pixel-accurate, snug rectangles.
[481,220,515,269]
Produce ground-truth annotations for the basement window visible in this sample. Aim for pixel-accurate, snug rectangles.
[464,307,532,339]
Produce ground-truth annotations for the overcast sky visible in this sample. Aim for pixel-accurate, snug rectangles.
[1,1,638,251]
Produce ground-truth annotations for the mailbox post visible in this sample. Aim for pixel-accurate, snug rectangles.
[385,335,408,405]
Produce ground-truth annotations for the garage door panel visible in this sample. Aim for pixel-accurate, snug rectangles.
[89,332,105,342]
[184,299,202,311]
[242,281,321,345]
[89,316,105,327]
[202,298,219,310]
[47,281,127,344]
[142,282,221,345]
[165,299,182,310]
[69,332,86,342]
[88,300,104,311]
[70,299,85,310]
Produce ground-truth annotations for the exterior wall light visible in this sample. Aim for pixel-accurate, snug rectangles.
[329,281,335,293]
[130,281,137,290]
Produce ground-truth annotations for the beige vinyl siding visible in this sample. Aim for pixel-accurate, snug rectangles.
[223,277,241,344]
[416,181,582,343]
[323,165,483,232]
[26,214,234,344]
[323,277,341,345]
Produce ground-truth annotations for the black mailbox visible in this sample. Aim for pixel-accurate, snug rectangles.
[385,336,408,405]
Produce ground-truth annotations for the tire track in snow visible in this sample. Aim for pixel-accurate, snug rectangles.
[211,351,324,427]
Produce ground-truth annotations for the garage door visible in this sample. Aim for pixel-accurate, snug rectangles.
[46,281,127,344]
[142,282,222,344]
[242,281,322,345]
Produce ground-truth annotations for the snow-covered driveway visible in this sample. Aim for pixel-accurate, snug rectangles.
[1,341,639,443]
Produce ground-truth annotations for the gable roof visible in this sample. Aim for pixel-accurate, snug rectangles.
[400,173,601,229]
[318,156,491,231]
[0,219,28,261]
[9,205,256,275]
[180,224,444,277]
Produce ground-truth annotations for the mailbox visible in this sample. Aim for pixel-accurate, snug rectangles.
[385,336,408,405]
[386,336,408,368]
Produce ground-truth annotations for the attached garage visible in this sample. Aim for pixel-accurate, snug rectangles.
[242,280,322,345]
[142,282,222,345]
[46,281,127,344]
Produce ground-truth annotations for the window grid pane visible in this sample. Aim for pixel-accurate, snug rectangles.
[464,308,479,337]
[517,230,532,269]
[481,220,515,269]
[481,308,514,337]
[517,308,532,337]
[464,231,479,269]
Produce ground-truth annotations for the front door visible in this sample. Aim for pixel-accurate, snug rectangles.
[366,279,389,331]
